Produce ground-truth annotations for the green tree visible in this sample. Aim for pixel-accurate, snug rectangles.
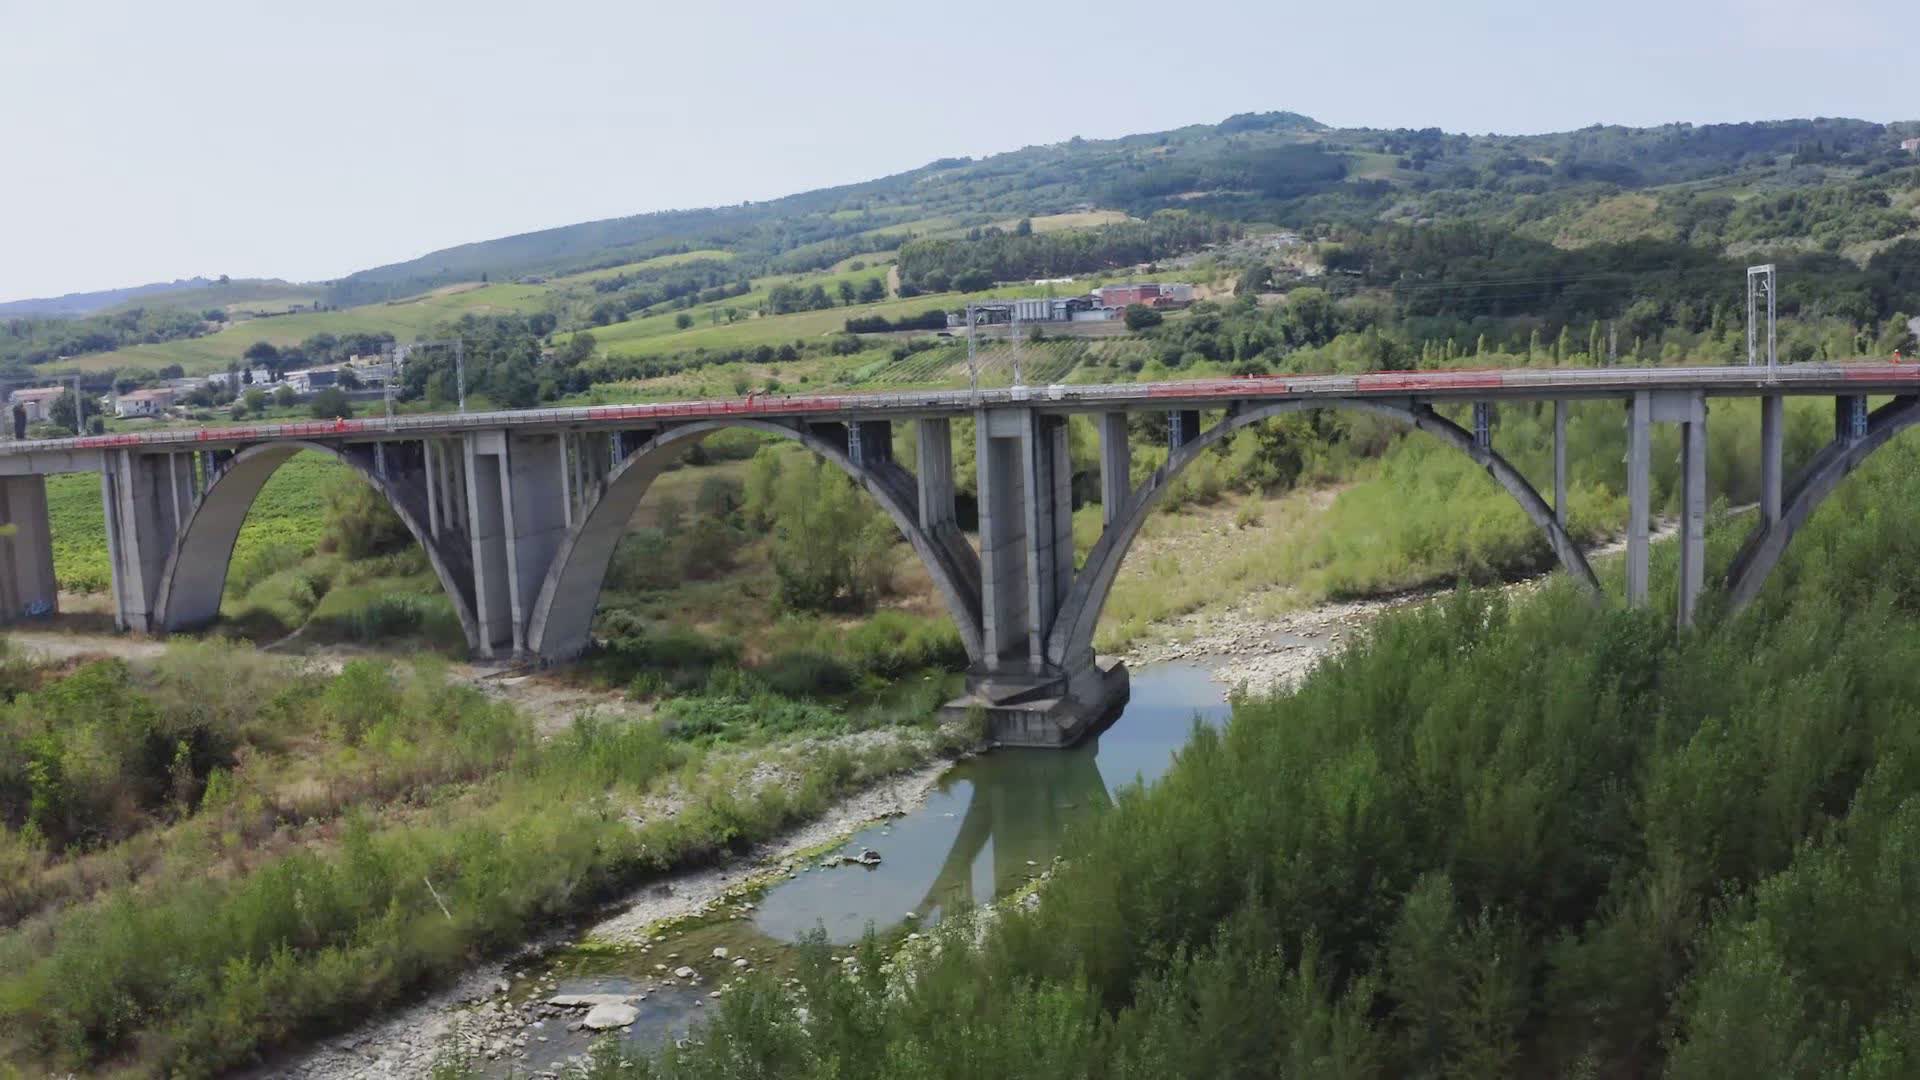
[768,457,894,611]
[319,475,409,559]
[837,280,857,306]
[308,387,352,419]
[675,312,694,330]
[857,277,886,303]
[1124,304,1164,331]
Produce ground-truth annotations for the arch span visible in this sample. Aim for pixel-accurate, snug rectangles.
[153,441,480,648]
[1045,398,1601,669]
[526,419,984,663]
[1725,396,1920,612]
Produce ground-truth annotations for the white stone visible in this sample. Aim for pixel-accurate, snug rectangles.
[582,1003,639,1031]
[711,947,729,960]
[674,966,697,979]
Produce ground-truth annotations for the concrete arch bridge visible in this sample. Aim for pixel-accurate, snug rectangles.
[0,364,1911,746]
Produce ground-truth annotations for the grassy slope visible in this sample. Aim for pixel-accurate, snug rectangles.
[553,249,735,284]
[62,283,554,375]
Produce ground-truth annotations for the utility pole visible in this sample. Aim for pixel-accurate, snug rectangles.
[965,303,979,398]
[1747,264,1777,376]
[383,346,396,428]
[1010,307,1023,387]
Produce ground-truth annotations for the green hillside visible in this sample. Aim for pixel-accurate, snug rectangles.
[17,111,1920,391]
[324,113,1919,301]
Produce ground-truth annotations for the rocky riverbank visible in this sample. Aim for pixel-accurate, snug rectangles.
[256,756,953,1080]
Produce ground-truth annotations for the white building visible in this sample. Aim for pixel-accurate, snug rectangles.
[114,387,175,417]
[206,366,273,389]
[9,386,66,422]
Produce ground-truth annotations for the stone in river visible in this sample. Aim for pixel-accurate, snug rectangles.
[582,1003,639,1031]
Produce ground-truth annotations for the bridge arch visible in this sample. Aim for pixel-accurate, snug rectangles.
[1725,396,1920,612]
[153,441,481,648]
[1045,398,1601,669]
[526,419,984,663]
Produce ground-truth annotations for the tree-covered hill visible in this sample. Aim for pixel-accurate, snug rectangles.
[324,112,1920,304]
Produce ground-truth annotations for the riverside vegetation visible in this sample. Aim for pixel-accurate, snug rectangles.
[0,374,1878,1078]
[479,408,1920,1079]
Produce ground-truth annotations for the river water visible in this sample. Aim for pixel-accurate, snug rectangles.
[504,662,1229,1072]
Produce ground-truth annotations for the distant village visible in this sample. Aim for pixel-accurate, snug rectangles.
[3,353,396,426]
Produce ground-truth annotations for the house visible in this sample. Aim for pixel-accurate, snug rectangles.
[8,386,67,422]
[283,367,340,393]
[1904,137,1920,155]
[114,387,175,418]
[1094,282,1196,310]
[206,366,272,389]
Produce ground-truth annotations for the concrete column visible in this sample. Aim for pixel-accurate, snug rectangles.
[1031,415,1073,666]
[501,432,568,656]
[559,433,576,529]
[424,439,443,539]
[443,438,467,535]
[1837,395,1867,445]
[916,418,955,529]
[849,420,892,468]
[102,450,179,632]
[1678,394,1707,627]
[1473,402,1493,451]
[1552,400,1568,527]
[462,433,512,656]
[977,410,1029,670]
[1760,395,1783,526]
[1626,392,1651,607]
[1168,409,1201,450]
[0,475,58,620]
[1099,412,1130,526]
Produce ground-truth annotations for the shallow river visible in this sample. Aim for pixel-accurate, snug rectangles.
[505,662,1229,1072]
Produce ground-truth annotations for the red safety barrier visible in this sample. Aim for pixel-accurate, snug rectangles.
[1356,370,1505,392]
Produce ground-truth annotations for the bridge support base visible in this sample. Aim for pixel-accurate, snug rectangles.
[942,655,1130,748]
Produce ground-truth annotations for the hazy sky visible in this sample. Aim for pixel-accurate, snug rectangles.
[1,0,1910,302]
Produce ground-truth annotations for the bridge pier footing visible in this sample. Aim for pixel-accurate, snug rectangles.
[942,655,1130,748]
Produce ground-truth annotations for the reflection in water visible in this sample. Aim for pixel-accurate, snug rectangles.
[751,662,1229,943]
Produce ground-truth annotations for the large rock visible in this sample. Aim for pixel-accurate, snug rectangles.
[582,1003,639,1031]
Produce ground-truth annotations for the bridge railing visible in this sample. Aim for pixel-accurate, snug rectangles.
[7,362,1919,458]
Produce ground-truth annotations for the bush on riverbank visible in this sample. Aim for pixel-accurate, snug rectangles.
[556,435,1920,1078]
[0,641,941,1076]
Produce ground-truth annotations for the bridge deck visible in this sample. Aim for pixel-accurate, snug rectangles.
[8,362,1918,457]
